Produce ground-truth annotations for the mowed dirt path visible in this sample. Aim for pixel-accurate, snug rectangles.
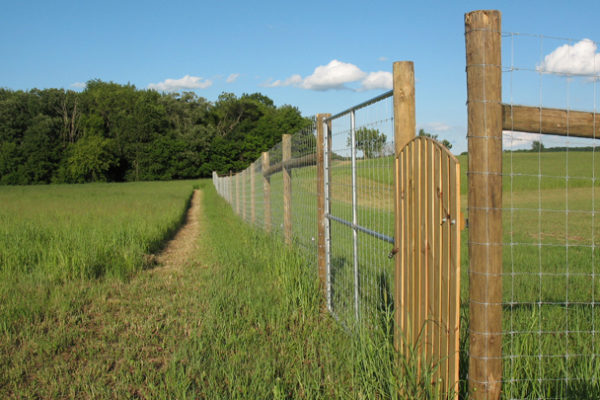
[154,189,202,271]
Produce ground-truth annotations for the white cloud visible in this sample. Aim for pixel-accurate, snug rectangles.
[148,75,213,92]
[266,60,392,91]
[70,82,86,89]
[421,122,452,132]
[226,73,240,83]
[502,131,539,150]
[301,60,366,90]
[360,71,393,91]
[378,56,388,62]
[538,39,600,77]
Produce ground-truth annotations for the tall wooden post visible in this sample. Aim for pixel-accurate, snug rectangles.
[465,10,503,400]
[317,113,331,303]
[393,61,416,353]
[283,134,292,245]
[262,152,271,233]
[251,162,256,224]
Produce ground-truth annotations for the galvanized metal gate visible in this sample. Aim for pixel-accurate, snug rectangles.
[394,135,461,396]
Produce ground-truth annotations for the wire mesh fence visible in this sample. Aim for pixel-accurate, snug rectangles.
[213,120,319,268]
[325,93,396,328]
[500,32,600,399]
[213,93,397,332]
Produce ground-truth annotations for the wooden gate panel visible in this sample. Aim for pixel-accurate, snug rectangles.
[395,136,461,397]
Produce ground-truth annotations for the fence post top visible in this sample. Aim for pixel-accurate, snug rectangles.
[392,61,413,68]
[465,9,501,25]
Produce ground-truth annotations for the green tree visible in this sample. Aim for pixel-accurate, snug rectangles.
[67,135,118,183]
[348,127,387,159]
[531,140,545,152]
[418,128,453,149]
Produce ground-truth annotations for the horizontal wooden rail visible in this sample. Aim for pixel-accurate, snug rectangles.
[502,104,600,139]
[263,153,317,178]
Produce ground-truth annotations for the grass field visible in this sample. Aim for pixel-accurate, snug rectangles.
[1,181,443,398]
[0,180,198,336]
[223,149,600,398]
[3,148,599,398]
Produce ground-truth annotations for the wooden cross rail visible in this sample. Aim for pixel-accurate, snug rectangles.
[262,153,317,178]
[502,104,600,138]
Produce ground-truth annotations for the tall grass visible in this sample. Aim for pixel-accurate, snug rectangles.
[0,180,197,334]
[169,183,444,398]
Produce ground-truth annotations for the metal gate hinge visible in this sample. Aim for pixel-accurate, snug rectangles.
[388,247,399,259]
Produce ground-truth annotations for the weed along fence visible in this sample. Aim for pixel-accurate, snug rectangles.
[214,9,600,399]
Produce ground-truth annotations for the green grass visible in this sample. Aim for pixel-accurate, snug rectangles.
[0,180,198,336]
[0,181,445,399]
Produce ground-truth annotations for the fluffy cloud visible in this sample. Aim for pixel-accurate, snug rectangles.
[266,60,391,91]
[301,60,366,90]
[360,71,393,91]
[538,39,600,77]
[148,75,213,92]
[503,131,539,150]
[226,73,240,83]
[70,82,86,89]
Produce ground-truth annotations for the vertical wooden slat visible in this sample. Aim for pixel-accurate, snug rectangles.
[419,138,428,366]
[440,151,450,390]
[433,145,443,385]
[414,139,422,364]
[431,146,442,381]
[448,157,461,397]
[262,152,271,233]
[425,140,435,365]
[397,151,406,349]
[465,10,503,400]
[283,134,292,245]
[407,140,416,351]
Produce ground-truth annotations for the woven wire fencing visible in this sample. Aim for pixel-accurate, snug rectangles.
[325,93,396,328]
[500,32,600,398]
[213,93,397,331]
[213,120,319,267]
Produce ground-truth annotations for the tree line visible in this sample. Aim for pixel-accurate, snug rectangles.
[0,80,311,185]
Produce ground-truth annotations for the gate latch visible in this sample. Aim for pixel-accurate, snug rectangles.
[388,247,399,259]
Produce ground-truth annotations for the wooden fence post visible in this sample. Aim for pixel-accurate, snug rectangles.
[283,134,292,245]
[317,113,331,303]
[251,161,256,224]
[393,61,416,352]
[465,10,503,400]
[262,152,271,233]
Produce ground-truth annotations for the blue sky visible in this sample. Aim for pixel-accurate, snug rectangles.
[2,1,600,153]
